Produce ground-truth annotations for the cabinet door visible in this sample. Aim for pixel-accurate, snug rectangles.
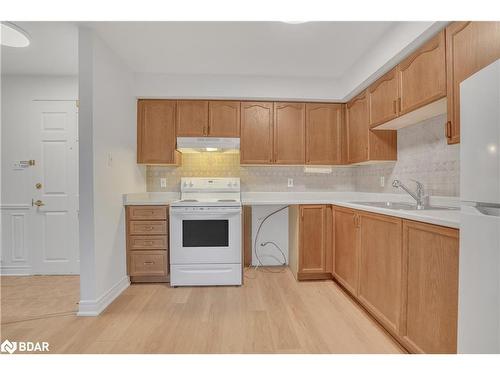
[137,100,177,164]
[446,21,500,144]
[240,102,274,164]
[208,101,240,137]
[398,30,446,115]
[332,206,359,295]
[299,205,326,275]
[367,67,399,128]
[358,212,403,335]
[176,100,209,136]
[274,102,305,164]
[305,103,343,165]
[401,220,459,353]
[346,92,369,164]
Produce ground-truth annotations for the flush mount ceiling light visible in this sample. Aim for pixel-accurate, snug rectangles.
[1,22,30,48]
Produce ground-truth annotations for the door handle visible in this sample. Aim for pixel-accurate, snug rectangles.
[32,199,45,207]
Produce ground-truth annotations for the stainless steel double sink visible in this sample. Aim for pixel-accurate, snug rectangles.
[350,201,459,211]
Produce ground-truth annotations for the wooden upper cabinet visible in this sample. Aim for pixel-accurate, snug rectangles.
[274,102,306,164]
[332,206,359,295]
[208,101,240,137]
[358,212,403,336]
[137,100,178,164]
[446,21,500,144]
[401,220,459,354]
[299,205,327,275]
[398,30,446,115]
[346,92,369,163]
[305,103,343,165]
[240,102,274,164]
[176,100,209,137]
[368,67,399,128]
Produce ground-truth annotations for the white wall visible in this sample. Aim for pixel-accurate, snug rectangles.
[134,73,339,102]
[78,28,146,315]
[133,22,447,102]
[1,75,77,275]
[251,206,289,267]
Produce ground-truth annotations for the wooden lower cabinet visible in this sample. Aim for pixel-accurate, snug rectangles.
[332,206,358,294]
[129,250,168,277]
[357,212,403,336]
[126,205,169,283]
[332,206,459,353]
[289,205,332,280]
[400,220,459,354]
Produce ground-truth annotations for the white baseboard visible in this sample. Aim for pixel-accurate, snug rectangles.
[0,265,32,276]
[77,276,130,316]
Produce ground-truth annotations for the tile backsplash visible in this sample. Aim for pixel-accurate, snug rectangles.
[147,114,460,196]
[354,114,460,197]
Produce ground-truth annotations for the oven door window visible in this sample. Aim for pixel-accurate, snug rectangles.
[182,219,229,247]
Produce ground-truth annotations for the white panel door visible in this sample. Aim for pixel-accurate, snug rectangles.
[31,101,79,274]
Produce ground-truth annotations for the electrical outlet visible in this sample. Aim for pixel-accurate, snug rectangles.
[287,178,294,187]
[380,176,385,187]
[160,178,167,188]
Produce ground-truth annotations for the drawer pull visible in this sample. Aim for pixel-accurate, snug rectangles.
[143,261,155,265]
[143,241,154,246]
[144,226,154,231]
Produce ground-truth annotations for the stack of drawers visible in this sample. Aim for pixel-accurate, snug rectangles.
[126,205,169,282]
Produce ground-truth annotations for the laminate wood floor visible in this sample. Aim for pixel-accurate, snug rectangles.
[0,268,404,354]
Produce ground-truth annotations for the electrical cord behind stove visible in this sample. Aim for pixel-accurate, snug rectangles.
[245,205,288,278]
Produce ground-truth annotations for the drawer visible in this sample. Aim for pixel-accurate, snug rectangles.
[129,235,167,250]
[129,250,168,277]
[128,206,167,220]
[129,220,167,235]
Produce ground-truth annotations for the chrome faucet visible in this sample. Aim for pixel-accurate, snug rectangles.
[392,179,428,209]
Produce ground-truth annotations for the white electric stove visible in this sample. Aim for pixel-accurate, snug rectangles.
[169,177,242,286]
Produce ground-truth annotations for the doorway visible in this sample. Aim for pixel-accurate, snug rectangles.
[31,100,79,275]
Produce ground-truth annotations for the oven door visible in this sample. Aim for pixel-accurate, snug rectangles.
[169,206,242,264]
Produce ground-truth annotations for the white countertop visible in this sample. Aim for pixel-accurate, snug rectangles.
[123,192,180,206]
[123,191,460,229]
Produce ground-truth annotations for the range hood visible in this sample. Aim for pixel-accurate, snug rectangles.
[176,137,240,153]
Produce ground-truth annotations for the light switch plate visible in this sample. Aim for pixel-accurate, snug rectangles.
[287,178,294,187]
[160,178,167,188]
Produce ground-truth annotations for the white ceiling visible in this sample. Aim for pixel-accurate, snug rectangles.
[1,22,78,75]
[0,21,444,100]
[84,21,399,78]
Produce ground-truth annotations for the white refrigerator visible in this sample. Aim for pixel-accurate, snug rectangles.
[458,59,500,353]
